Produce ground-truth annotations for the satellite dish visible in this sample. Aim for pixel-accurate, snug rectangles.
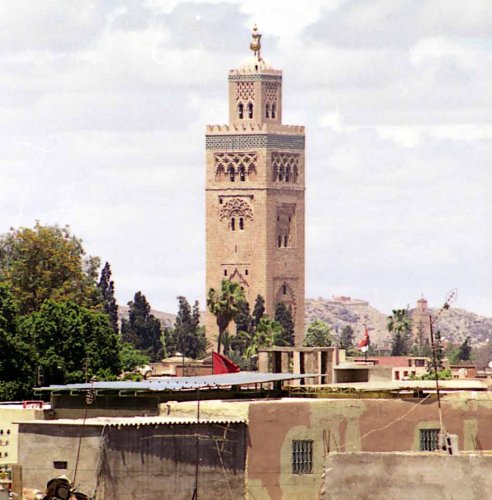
[488,361,492,369]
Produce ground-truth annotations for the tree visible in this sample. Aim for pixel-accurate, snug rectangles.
[207,279,246,353]
[339,325,355,351]
[0,284,34,400]
[120,343,150,373]
[457,336,472,362]
[388,309,412,356]
[228,300,253,357]
[410,322,432,357]
[274,302,295,346]
[121,292,163,362]
[304,320,333,347]
[0,222,100,315]
[19,300,121,386]
[164,297,206,359]
[244,316,282,359]
[252,295,265,327]
[97,262,118,333]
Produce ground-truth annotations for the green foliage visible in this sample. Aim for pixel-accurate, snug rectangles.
[252,295,265,327]
[19,300,121,386]
[0,284,34,399]
[164,297,206,359]
[434,329,445,370]
[0,222,101,315]
[410,322,432,357]
[121,291,163,362]
[304,319,333,347]
[457,336,472,362]
[97,261,118,333]
[338,325,355,350]
[244,316,282,359]
[274,302,294,346]
[120,342,150,373]
[388,309,412,356]
[418,369,453,380]
[207,279,246,353]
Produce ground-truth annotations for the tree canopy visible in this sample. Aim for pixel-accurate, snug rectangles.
[0,222,100,315]
[97,261,118,333]
[338,325,355,351]
[304,319,333,347]
[121,291,163,362]
[0,284,34,400]
[207,279,246,353]
[274,302,295,346]
[164,296,206,359]
[19,300,121,386]
[388,309,412,356]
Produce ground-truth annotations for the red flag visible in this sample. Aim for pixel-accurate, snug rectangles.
[358,327,370,352]
[212,352,240,374]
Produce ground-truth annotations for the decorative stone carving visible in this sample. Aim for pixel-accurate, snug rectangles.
[215,152,257,181]
[206,134,305,150]
[272,152,300,182]
[265,82,278,104]
[236,82,255,102]
[219,198,254,221]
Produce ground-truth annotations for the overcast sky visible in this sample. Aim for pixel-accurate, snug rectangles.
[1,0,491,317]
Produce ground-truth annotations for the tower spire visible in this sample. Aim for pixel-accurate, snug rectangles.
[249,24,262,62]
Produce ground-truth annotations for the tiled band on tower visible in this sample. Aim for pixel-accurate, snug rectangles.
[205,27,305,345]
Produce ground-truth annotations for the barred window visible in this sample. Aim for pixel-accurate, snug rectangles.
[420,429,439,451]
[292,440,313,474]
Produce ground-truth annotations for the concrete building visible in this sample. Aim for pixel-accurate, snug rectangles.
[16,377,492,499]
[205,26,305,344]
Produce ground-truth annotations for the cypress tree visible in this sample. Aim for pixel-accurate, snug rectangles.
[97,262,118,333]
[274,302,295,346]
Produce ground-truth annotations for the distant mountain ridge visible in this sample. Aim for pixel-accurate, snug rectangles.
[305,297,492,347]
[119,298,492,347]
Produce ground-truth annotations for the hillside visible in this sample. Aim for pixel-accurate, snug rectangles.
[305,297,492,347]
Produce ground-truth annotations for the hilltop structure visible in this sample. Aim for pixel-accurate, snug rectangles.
[205,27,306,344]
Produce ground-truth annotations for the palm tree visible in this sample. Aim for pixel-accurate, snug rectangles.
[207,279,246,353]
[387,309,412,356]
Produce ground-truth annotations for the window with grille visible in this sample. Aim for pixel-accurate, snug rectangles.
[420,429,439,451]
[292,440,313,474]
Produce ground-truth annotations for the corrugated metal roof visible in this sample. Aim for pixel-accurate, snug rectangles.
[37,372,318,393]
[17,415,247,426]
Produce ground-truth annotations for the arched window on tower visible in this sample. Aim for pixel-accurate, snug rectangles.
[278,235,282,248]
[238,103,244,119]
[239,217,244,230]
[248,102,254,119]
[279,166,284,182]
[272,103,276,119]
[239,165,246,182]
[285,166,291,182]
[230,217,236,231]
[293,166,299,183]
[228,165,235,182]
[266,103,270,119]
[283,283,287,295]
[284,235,288,247]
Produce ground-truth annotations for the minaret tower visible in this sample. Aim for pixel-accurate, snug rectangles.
[205,26,305,345]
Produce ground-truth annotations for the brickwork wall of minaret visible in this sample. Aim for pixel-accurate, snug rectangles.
[205,34,305,347]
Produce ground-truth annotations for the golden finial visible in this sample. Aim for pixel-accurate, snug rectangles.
[249,24,262,61]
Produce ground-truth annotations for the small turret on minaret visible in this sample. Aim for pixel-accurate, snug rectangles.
[227,25,283,127]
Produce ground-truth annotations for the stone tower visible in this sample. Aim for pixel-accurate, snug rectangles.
[205,26,305,345]
[411,296,432,340]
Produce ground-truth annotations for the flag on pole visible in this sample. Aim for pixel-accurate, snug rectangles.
[212,352,240,374]
[358,326,370,353]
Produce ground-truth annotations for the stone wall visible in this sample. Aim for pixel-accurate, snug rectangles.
[320,452,492,500]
